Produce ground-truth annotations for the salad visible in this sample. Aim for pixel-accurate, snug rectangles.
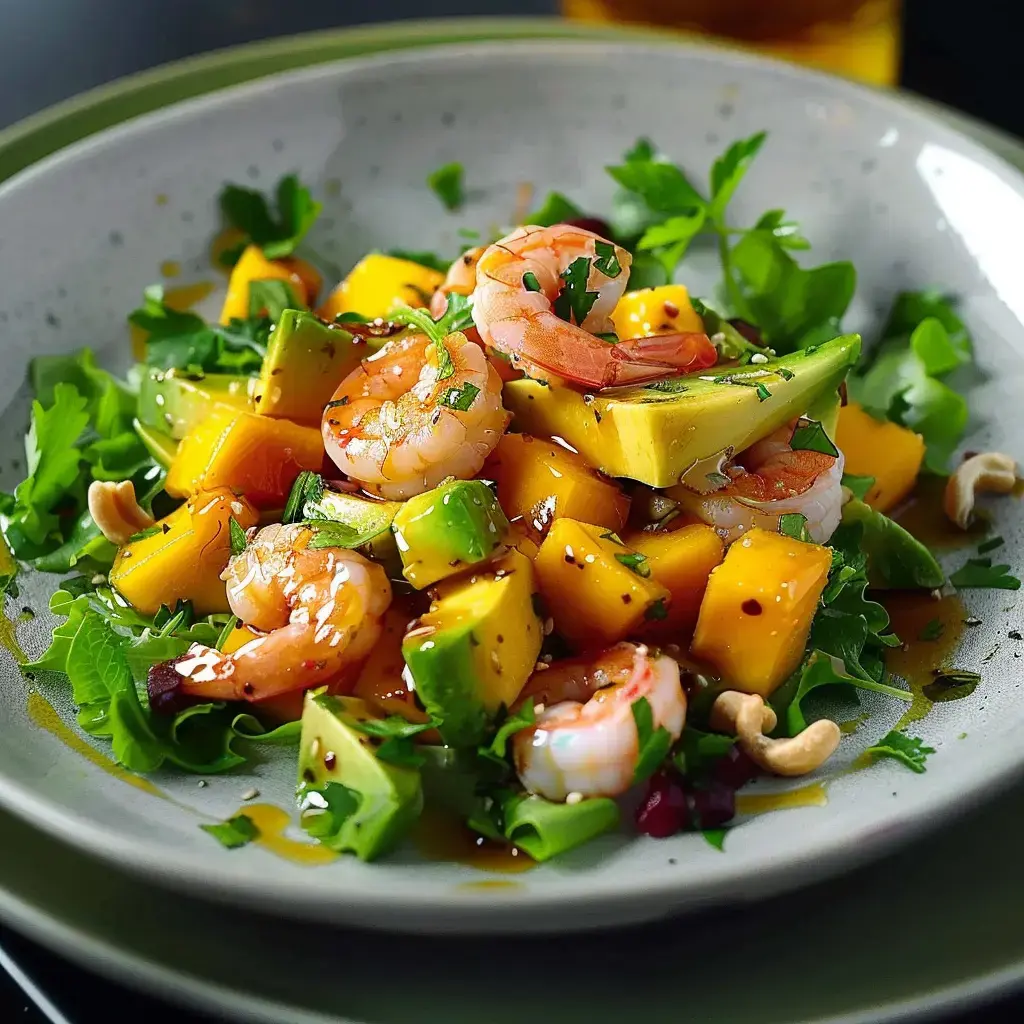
[3,133,1019,864]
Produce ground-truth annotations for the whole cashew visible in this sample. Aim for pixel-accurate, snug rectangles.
[944,452,1017,530]
[87,480,155,546]
[710,690,841,777]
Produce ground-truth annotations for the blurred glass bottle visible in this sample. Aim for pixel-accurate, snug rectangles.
[562,0,901,85]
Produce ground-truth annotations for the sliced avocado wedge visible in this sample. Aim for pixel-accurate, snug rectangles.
[137,366,253,440]
[296,692,423,861]
[303,487,402,571]
[392,479,510,589]
[133,418,178,468]
[255,309,365,425]
[402,549,542,747]
[504,334,861,487]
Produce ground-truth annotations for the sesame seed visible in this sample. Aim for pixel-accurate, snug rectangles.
[534,661,549,672]
[534,702,545,713]
[565,791,584,805]
[543,617,554,636]
[750,352,769,364]
[241,787,260,801]
[197,780,207,788]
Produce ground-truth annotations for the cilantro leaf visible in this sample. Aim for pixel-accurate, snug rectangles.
[218,173,322,261]
[248,279,301,320]
[866,730,935,774]
[201,813,261,850]
[790,419,840,458]
[631,696,673,783]
[441,382,480,412]
[427,162,465,211]
[842,473,876,501]
[593,240,622,278]
[615,551,651,578]
[708,131,767,222]
[949,556,1021,591]
[637,209,707,276]
[553,256,599,325]
[386,248,450,274]
[481,701,536,764]
[779,512,812,542]
[526,191,583,227]
[607,144,705,214]
[228,517,248,557]
[750,209,810,251]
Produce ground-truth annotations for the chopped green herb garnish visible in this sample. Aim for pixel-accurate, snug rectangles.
[842,474,875,501]
[949,557,1021,591]
[866,731,934,774]
[128,524,162,543]
[440,382,480,412]
[755,382,772,402]
[923,670,981,703]
[615,551,652,578]
[427,162,464,211]
[592,240,622,278]
[228,517,248,557]
[644,598,669,621]
[522,271,542,292]
[631,696,673,784]
[779,513,811,542]
[200,813,260,850]
[282,471,324,526]
[978,535,1006,555]
[552,256,599,325]
[218,173,322,261]
[790,419,840,458]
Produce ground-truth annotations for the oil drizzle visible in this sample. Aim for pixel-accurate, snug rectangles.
[234,803,338,866]
[414,808,535,873]
[456,879,526,892]
[892,475,986,551]
[26,691,164,798]
[735,781,828,815]
[883,591,968,731]
[160,259,181,279]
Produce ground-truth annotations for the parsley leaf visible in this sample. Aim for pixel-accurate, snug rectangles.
[607,142,704,214]
[218,173,322,261]
[631,696,673,783]
[708,131,767,221]
[842,473,876,501]
[949,556,1021,591]
[637,209,707,276]
[386,248,450,274]
[248,279,301,320]
[440,382,480,411]
[779,512,812,542]
[201,813,261,850]
[553,256,599,325]
[790,419,840,458]
[866,731,935,774]
[481,701,536,764]
[427,162,465,211]
[526,191,583,227]
[837,499,944,589]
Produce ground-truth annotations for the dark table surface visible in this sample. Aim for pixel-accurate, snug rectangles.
[1,1,1021,1021]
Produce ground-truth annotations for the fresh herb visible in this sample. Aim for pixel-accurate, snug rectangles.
[842,474,876,501]
[631,696,673,783]
[592,240,622,278]
[390,292,474,376]
[127,525,162,543]
[790,419,840,458]
[525,191,583,227]
[215,615,238,652]
[754,382,772,402]
[837,499,944,589]
[950,556,1021,591]
[552,256,599,325]
[282,471,324,526]
[441,382,481,412]
[709,131,767,221]
[481,701,536,764]
[248,279,301,320]
[637,211,707,275]
[201,813,260,850]
[218,173,322,262]
[779,513,812,542]
[644,597,669,621]
[228,517,248,557]
[978,535,1005,555]
[229,715,302,745]
[386,248,450,273]
[866,731,935,774]
[522,271,542,292]
[703,828,728,852]
[427,162,465,211]
[922,670,981,703]
[615,551,652,578]
[673,726,736,777]
[919,618,944,642]
[341,707,436,768]
[643,378,688,394]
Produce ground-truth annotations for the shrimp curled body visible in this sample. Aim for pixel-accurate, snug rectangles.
[513,643,687,801]
[471,224,717,389]
[172,523,392,703]
[322,330,508,500]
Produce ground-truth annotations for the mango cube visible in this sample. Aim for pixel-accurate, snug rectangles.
[318,254,443,322]
[610,283,705,339]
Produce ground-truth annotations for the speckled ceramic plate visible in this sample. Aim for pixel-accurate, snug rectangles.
[0,27,1023,934]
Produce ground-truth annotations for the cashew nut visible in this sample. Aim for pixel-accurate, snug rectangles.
[87,480,155,546]
[709,690,841,777]
[944,451,1017,530]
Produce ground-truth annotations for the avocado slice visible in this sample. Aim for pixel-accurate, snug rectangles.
[391,479,510,589]
[133,418,178,468]
[402,549,542,747]
[304,488,402,573]
[254,309,364,425]
[504,334,861,488]
[137,366,253,440]
[296,692,423,861]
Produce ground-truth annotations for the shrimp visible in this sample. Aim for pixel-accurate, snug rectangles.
[513,642,687,802]
[471,224,717,389]
[162,523,392,704]
[673,422,845,545]
[429,246,485,318]
[321,330,508,500]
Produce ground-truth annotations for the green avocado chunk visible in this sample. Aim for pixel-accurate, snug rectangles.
[296,692,423,861]
[504,333,861,487]
[132,417,178,468]
[255,309,365,425]
[402,549,542,747]
[391,479,510,589]
[137,366,253,439]
[303,487,402,572]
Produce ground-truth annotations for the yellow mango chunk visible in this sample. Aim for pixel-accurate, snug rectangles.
[691,528,831,698]
[318,254,443,322]
[166,408,323,508]
[611,284,705,339]
[835,401,925,512]
[534,519,670,648]
[487,433,630,536]
[627,525,724,639]
[219,244,321,324]
[220,623,260,654]
[109,488,258,616]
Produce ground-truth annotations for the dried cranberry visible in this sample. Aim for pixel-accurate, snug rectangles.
[712,746,761,790]
[690,781,736,830]
[564,216,614,240]
[147,656,198,716]
[635,770,688,838]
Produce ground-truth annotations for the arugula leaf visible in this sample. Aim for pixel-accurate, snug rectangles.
[219,173,322,261]
[427,162,465,211]
[790,420,840,458]
[201,813,261,850]
[230,714,302,745]
[248,279,301,320]
[228,517,248,557]
[526,192,583,227]
[842,473,876,501]
[837,499,944,589]
[949,556,1021,590]
[631,696,673,783]
[866,730,935,774]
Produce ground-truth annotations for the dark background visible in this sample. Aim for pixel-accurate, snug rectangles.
[0,0,1019,1021]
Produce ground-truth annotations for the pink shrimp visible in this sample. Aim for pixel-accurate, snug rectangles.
[470,224,717,389]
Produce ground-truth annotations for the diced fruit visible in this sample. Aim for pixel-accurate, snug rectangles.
[166,408,323,508]
[626,524,724,638]
[533,519,671,648]
[505,334,861,487]
[133,418,178,468]
[318,254,444,322]
[691,528,831,698]
[254,310,366,426]
[296,691,423,861]
[487,433,630,536]
[835,401,925,512]
[391,479,509,589]
[402,549,542,746]
[137,367,253,440]
[304,488,402,574]
[611,284,704,339]
[109,488,258,615]
[219,244,321,323]
[220,623,260,654]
